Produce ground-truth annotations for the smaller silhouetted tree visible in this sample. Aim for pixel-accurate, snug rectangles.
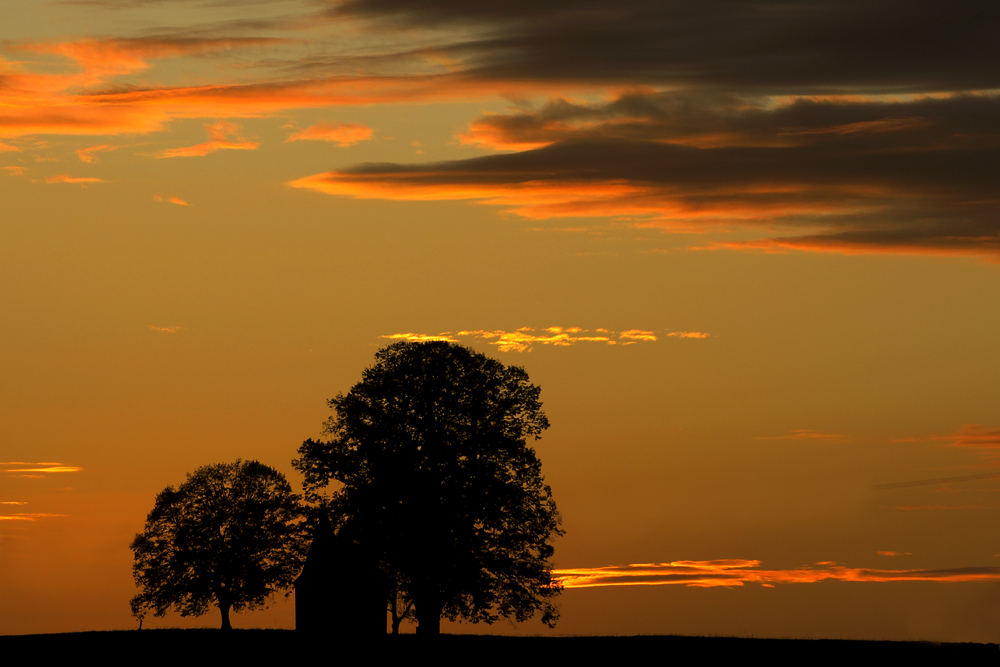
[130,460,306,630]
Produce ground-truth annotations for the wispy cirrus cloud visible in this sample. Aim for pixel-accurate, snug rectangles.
[553,559,1000,589]
[0,513,67,522]
[148,325,185,332]
[157,120,258,157]
[895,504,995,511]
[152,195,190,205]
[875,471,1000,491]
[3,166,26,176]
[44,174,104,184]
[756,429,845,441]
[380,326,691,352]
[1,462,82,478]
[665,331,710,339]
[937,424,1000,450]
[2,465,82,474]
[286,121,374,146]
[77,144,119,163]
[0,37,295,139]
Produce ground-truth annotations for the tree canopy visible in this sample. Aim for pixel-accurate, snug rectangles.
[130,460,306,630]
[294,341,563,634]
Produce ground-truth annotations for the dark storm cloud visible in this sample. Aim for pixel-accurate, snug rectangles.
[334,0,1000,94]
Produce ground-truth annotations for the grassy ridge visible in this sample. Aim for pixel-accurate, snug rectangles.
[1,630,996,661]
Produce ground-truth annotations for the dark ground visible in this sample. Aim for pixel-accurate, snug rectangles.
[0,630,996,663]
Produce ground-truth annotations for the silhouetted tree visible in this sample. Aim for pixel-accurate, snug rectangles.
[295,341,563,635]
[130,460,306,630]
[387,568,416,635]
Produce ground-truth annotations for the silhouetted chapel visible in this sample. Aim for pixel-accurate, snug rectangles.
[294,514,385,635]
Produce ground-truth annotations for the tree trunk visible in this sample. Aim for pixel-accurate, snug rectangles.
[415,597,442,636]
[220,602,233,631]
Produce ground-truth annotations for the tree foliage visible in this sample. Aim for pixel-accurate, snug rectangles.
[130,460,306,630]
[294,341,563,634]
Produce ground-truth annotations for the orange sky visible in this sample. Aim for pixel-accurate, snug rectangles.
[2,0,1000,642]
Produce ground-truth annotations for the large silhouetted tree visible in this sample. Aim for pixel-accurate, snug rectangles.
[130,460,306,630]
[295,341,563,634]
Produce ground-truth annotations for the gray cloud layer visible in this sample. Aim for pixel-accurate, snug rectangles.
[335,0,1000,93]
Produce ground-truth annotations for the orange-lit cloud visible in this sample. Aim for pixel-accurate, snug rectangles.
[381,327,669,352]
[875,471,1000,491]
[0,31,530,142]
[148,325,185,333]
[0,10,996,262]
[381,333,461,343]
[77,144,118,163]
[895,505,994,511]
[877,551,912,557]
[756,430,844,440]
[157,121,258,158]
[44,174,104,185]
[293,89,1000,260]
[151,195,190,205]
[0,501,28,505]
[620,329,657,341]
[553,560,1000,589]
[3,465,82,473]
[0,513,67,522]
[3,166,26,176]
[22,37,287,83]
[287,122,374,146]
[939,424,1000,450]
[666,331,711,338]
[709,237,1000,263]
[0,38,297,139]
[0,142,21,152]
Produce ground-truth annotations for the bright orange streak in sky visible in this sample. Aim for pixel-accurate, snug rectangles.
[554,561,1000,588]
[713,237,1000,261]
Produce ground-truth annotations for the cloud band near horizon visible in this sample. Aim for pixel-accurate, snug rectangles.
[553,560,1000,589]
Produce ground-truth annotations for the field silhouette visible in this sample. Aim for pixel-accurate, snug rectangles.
[1,630,995,661]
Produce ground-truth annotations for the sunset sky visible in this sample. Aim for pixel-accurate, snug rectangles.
[3,0,1000,641]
